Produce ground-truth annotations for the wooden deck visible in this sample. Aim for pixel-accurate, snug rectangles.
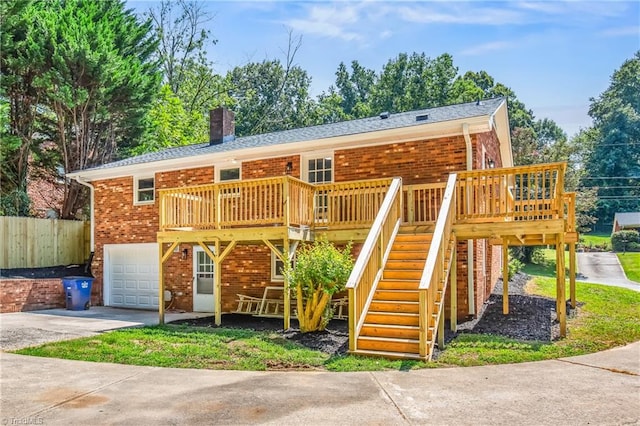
[156,162,577,361]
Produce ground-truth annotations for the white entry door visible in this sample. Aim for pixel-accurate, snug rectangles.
[193,246,215,313]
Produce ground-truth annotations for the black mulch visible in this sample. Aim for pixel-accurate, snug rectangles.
[7,264,572,357]
[0,264,91,279]
[172,272,574,357]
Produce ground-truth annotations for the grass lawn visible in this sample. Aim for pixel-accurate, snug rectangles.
[15,254,640,370]
[580,232,611,251]
[617,252,640,282]
[520,248,570,278]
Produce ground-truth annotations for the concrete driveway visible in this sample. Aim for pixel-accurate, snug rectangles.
[578,252,640,291]
[0,342,638,425]
[0,307,211,351]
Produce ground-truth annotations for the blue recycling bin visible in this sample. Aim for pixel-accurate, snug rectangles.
[62,276,94,310]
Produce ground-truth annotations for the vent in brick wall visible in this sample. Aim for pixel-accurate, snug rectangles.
[416,114,429,122]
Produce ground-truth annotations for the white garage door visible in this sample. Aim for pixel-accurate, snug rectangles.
[105,243,158,310]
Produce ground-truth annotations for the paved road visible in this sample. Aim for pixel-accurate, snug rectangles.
[1,342,639,426]
[577,252,640,291]
[0,307,210,351]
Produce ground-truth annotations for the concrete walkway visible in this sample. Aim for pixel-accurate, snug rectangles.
[0,307,211,351]
[1,342,638,425]
[577,252,640,291]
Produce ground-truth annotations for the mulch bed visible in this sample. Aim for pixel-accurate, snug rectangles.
[171,314,350,356]
[172,272,572,356]
[5,265,569,356]
[1,264,91,279]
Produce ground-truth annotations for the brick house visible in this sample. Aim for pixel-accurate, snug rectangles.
[70,98,580,359]
[612,212,640,234]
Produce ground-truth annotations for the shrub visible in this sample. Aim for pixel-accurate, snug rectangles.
[284,238,354,332]
[627,242,640,252]
[611,230,640,252]
[507,257,524,281]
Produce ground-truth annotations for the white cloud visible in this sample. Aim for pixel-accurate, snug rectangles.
[396,4,525,26]
[599,26,639,37]
[379,30,393,40]
[459,41,514,56]
[283,3,364,41]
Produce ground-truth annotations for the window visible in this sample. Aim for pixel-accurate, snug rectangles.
[219,167,240,181]
[271,245,295,281]
[271,248,285,281]
[216,162,241,182]
[306,157,332,184]
[134,177,154,204]
[303,153,333,220]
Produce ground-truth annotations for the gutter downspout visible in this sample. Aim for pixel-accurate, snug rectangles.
[463,123,475,316]
[74,177,95,252]
[74,176,95,302]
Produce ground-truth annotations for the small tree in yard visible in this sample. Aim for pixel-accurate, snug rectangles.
[284,239,354,333]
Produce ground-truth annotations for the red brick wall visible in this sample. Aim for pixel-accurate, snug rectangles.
[0,279,65,312]
[243,156,300,180]
[335,136,467,184]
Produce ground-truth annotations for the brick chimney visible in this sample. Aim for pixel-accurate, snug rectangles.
[209,107,235,145]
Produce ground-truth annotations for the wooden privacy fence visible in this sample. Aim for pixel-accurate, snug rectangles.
[0,217,90,269]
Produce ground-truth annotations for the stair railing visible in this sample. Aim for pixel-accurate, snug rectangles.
[346,177,403,352]
[418,173,457,360]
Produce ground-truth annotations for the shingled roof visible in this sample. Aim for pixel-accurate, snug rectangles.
[75,97,505,173]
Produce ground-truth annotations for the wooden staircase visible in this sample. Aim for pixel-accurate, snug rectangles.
[353,232,436,360]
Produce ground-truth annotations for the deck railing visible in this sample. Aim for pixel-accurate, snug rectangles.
[346,178,403,352]
[158,176,315,230]
[403,182,447,225]
[455,162,566,223]
[315,179,392,229]
[159,163,570,232]
[418,174,457,360]
[159,176,392,231]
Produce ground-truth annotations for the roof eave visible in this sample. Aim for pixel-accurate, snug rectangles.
[67,114,495,182]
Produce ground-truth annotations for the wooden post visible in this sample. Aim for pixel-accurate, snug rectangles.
[418,290,427,359]
[556,235,566,337]
[158,242,165,325]
[569,242,576,309]
[348,288,356,352]
[502,239,509,315]
[406,185,414,224]
[214,239,222,326]
[450,247,457,332]
[283,237,291,330]
[283,177,290,228]
[437,304,445,350]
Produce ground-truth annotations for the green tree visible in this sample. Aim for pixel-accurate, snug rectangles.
[4,0,161,218]
[0,0,40,216]
[314,89,349,124]
[226,33,318,137]
[284,238,354,332]
[146,0,229,145]
[131,85,200,155]
[148,0,216,98]
[227,59,317,136]
[369,52,458,114]
[334,60,375,118]
[583,52,640,224]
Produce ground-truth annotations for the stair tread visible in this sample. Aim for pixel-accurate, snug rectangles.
[362,323,420,330]
[366,311,419,316]
[350,349,424,360]
[358,336,419,343]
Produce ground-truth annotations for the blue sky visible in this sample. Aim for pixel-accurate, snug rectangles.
[128,1,639,137]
